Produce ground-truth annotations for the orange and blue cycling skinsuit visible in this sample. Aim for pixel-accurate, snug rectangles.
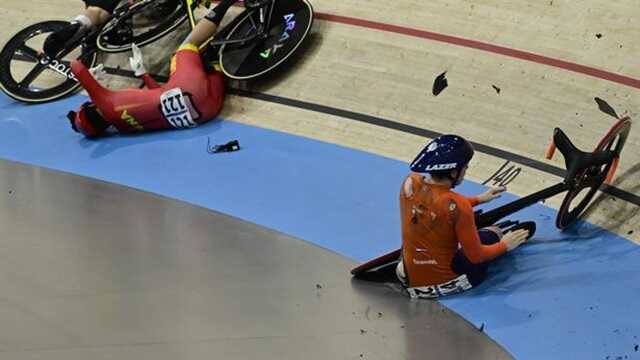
[398,173,507,299]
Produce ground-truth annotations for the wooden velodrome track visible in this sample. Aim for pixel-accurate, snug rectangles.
[0,0,638,243]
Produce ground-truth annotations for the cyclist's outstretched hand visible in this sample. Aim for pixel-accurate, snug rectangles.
[477,186,506,204]
[89,64,106,80]
[502,229,529,251]
[129,44,147,77]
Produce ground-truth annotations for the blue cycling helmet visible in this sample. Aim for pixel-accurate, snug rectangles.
[410,135,474,175]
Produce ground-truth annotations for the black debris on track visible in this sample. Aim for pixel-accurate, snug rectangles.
[432,71,448,96]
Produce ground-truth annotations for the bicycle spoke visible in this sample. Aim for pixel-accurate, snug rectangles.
[19,63,47,88]
[16,44,40,62]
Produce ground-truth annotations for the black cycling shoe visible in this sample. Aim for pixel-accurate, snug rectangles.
[43,22,87,58]
[501,221,537,239]
[495,219,519,229]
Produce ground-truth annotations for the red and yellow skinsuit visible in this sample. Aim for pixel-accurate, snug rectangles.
[70,43,224,135]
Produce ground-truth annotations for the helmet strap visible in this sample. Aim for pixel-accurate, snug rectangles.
[448,170,461,188]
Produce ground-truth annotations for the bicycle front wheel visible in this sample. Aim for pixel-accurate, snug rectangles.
[555,118,632,229]
[0,21,97,103]
[219,0,314,80]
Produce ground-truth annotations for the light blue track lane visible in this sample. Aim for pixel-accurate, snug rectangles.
[1,94,639,359]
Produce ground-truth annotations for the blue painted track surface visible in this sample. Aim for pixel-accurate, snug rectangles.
[1,94,639,359]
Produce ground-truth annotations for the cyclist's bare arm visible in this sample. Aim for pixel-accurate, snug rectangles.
[182,0,240,47]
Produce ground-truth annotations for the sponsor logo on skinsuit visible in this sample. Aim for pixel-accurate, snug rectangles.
[121,110,144,131]
[412,258,437,265]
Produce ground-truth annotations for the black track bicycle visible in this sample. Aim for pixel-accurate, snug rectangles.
[0,0,314,103]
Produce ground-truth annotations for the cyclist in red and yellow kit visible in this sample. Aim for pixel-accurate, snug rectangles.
[396,135,535,299]
[67,0,241,137]
[68,42,224,137]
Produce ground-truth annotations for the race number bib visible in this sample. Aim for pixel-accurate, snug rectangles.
[159,88,198,129]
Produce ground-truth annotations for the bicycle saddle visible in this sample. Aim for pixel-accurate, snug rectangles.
[550,128,614,182]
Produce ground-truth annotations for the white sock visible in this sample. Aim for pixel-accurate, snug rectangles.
[73,14,94,30]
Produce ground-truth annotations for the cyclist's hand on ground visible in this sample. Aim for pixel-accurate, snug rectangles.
[89,64,106,80]
[477,186,506,204]
[129,44,147,77]
[502,229,529,251]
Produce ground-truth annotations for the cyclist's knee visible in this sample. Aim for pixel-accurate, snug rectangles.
[451,250,489,286]
[83,0,119,14]
[84,6,111,25]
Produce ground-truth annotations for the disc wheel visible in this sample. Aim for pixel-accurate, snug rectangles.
[556,118,632,229]
[219,0,314,80]
[97,0,189,53]
[0,21,97,103]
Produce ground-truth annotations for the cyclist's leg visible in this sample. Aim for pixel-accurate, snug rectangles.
[451,222,536,286]
[183,0,241,47]
[83,0,119,24]
[450,228,502,286]
[43,0,118,57]
[70,59,112,107]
